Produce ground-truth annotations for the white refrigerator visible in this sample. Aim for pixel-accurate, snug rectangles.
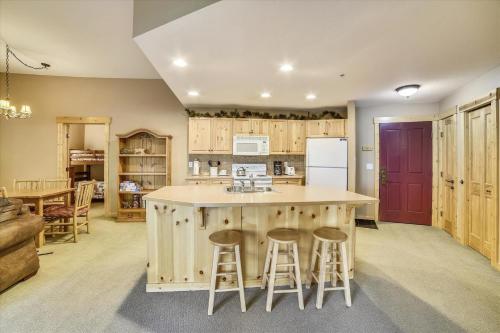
[306,138,348,189]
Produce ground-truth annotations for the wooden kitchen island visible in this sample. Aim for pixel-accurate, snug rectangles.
[144,185,377,292]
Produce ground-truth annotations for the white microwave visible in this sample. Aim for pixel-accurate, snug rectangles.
[233,135,269,156]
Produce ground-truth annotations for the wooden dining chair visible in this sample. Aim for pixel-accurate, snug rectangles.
[43,178,71,206]
[43,181,95,243]
[13,179,42,192]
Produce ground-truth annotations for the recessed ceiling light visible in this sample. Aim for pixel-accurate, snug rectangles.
[280,63,294,72]
[306,93,317,100]
[188,90,199,97]
[260,92,271,98]
[395,84,421,97]
[173,58,187,67]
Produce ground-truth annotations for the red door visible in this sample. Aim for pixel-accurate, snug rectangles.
[379,122,432,225]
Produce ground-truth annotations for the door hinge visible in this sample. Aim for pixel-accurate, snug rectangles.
[440,131,444,138]
[440,210,443,217]
[440,171,443,177]
[66,133,70,139]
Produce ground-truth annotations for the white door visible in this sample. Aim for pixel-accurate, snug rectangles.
[307,138,348,167]
[306,167,347,189]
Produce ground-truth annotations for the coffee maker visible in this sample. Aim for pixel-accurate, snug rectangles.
[273,161,283,176]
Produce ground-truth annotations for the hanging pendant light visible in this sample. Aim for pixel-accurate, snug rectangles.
[0,43,50,119]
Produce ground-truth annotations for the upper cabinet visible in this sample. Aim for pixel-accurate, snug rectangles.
[306,119,346,137]
[269,120,305,155]
[188,118,233,154]
[233,119,269,135]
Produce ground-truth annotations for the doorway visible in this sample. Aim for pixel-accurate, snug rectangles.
[56,117,111,216]
[378,122,433,225]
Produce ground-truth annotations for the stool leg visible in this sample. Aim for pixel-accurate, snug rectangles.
[235,244,246,313]
[340,242,351,307]
[292,242,304,310]
[316,241,328,309]
[288,244,295,288]
[266,242,279,312]
[306,237,319,289]
[331,243,338,287]
[208,245,220,315]
[260,241,273,289]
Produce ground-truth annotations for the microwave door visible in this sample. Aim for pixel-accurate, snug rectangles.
[235,142,259,155]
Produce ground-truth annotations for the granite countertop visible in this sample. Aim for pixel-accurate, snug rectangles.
[143,185,377,208]
[185,174,305,179]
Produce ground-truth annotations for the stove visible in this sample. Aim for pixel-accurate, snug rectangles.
[231,164,272,188]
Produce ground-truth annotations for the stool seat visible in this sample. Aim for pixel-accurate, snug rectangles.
[313,227,347,243]
[267,228,299,243]
[209,230,241,246]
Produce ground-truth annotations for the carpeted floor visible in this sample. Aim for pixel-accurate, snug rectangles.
[1,203,499,333]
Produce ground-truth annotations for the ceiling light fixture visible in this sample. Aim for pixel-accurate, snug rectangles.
[260,92,271,98]
[173,58,187,67]
[306,93,317,100]
[395,84,421,98]
[279,63,293,72]
[188,90,199,97]
[0,44,50,119]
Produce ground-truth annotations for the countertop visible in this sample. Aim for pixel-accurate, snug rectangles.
[143,185,377,208]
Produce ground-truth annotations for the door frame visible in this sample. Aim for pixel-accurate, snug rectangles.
[56,116,111,217]
[373,115,439,226]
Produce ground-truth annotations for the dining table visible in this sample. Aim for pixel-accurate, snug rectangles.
[9,188,75,247]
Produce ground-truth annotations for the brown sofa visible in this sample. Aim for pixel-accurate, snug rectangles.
[0,213,44,293]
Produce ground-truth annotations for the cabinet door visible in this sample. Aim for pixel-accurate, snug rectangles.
[306,120,327,136]
[188,118,212,153]
[251,119,270,135]
[212,118,233,154]
[172,206,195,283]
[269,120,288,154]
[326,119,346,137]
[233,119,252,135]
[287,120,306,154]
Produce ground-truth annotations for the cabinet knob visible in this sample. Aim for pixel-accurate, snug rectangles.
[185,218,189,223]
[311,214,316,219]
[176,221,180,225]
[291,206,295,211]
[277,210,282,216]
[224,218,229,224]
[199,270,204,275]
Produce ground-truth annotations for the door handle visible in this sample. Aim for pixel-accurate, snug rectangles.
[380,168,387,185]
[445,179,455,184]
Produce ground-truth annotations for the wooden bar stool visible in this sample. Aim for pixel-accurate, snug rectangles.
[261,228,304,312]
[306,227,351,309]
[208,230,246,316]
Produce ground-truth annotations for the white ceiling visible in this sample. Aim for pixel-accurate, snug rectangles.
[135,0,500,107]
[0,0,159,79]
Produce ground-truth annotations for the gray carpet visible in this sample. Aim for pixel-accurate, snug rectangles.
[107,274,463,333]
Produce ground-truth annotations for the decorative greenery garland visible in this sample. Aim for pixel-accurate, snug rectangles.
[185,108,345,120]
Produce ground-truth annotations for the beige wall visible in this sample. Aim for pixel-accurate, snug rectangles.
[355,103,439,219]
[84,124,106,150]
[0,73,187,214]
[68,124,85,150]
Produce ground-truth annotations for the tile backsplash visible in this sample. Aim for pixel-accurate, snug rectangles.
[188,155,305,176]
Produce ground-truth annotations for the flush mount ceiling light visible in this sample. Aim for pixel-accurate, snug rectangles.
[306,93,317,100]
[173,58,187,67]
[0,44,50,119]
[279,63,293,72]
[188,90,199,97]
[260,92,271,98]
[395,84,421,98]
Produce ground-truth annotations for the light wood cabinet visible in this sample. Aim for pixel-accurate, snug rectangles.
[269,120,305,155]
[188,118,233,154]
[306,119,346,137]
[273,177,303,185]
[233,118,269,135]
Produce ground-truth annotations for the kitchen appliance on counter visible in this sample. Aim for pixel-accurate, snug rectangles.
[232,163,272,188]
[233,135,269,156]
[273,161,283,176]
[306,138,348,189]
[192,159,200,176]
[208,160,220,177]
[284,166,296,175]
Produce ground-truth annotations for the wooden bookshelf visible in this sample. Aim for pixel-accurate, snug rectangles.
[116,129,172,222]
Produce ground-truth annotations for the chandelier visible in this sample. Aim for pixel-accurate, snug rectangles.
[0,44,50,119]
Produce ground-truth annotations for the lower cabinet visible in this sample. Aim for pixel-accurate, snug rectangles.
[186,178,232,185]
[273,177,303,185]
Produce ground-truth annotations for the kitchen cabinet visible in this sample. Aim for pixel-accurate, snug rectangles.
[186,177,232,185]
[269,120,305,154]
[188,118,233,154]
[233,119,269,135]
[306,119,346,137]
[272,177,303,185]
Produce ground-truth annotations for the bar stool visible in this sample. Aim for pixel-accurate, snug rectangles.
[306,227,351,309]
[261,228,304,312]
[208,230,246,316]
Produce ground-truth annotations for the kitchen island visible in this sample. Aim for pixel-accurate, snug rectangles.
[144,185,377,292]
